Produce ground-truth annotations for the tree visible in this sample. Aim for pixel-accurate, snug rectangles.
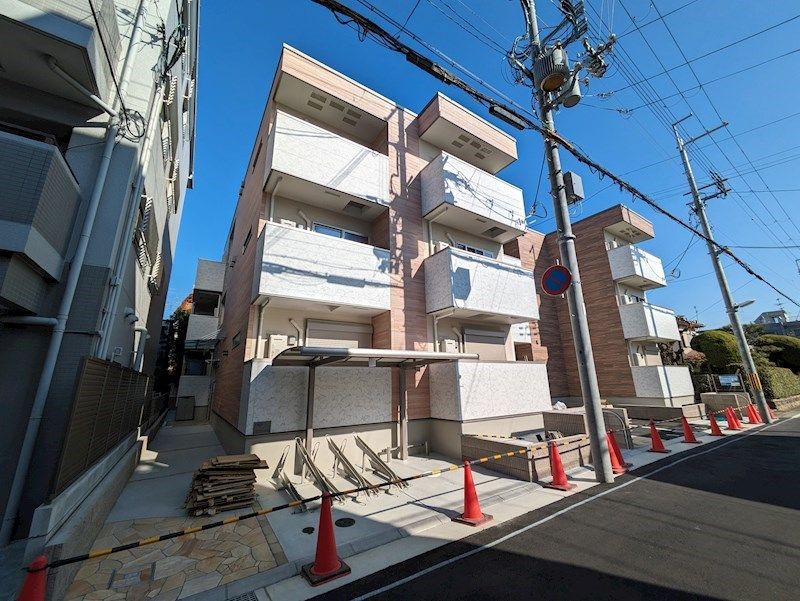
[690,330,740,371]
[719,323,765,346]
[756,335,800,372]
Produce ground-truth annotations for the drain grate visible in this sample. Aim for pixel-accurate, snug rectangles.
[228,593,258,601]
[302,526,315,535]
[335,517,356,528]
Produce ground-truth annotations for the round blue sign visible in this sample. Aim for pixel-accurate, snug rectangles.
[541,265,572,296]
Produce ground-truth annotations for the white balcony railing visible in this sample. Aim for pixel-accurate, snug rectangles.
[425,246,538,322]
[608,244,667,289]
[618,301,680,341]
[253,223,390,313]
[420,152,526,244]
[429,360,551,421]
[631,365,695,401]
[266,110,390,208]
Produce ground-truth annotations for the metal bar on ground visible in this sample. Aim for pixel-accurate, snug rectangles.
[355,434,408,488]
[295,437,344,501]
[327,437,378,496]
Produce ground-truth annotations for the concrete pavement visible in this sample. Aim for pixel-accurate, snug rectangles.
[312,412,800,601]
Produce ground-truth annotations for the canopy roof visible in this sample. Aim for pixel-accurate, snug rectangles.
[271,346,478,368]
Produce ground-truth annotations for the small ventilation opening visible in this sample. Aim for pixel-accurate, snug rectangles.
[306,100,323,111]
[482,226,506,238]
[475,152,486,160]
[451,140,464,148]
[344,200,366,215]
[469,141,481,149]
[310,91,328,103]
[330,100,345,111]
[457,134,470,142]
[346,108,362,119]
[342,117,358,126]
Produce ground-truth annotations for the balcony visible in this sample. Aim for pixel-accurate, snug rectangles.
[608,244,666,289]
[631,366,695,404]
[618,301,680,342]
[425,246,538,323]
[253,222,391,315]
[0,0,119,110]
[264,110,389,220]
[429,360,551,421]
[184,314,219,350]
[417,93,517,174]
[0,130,81,313]
[420,152,526,244]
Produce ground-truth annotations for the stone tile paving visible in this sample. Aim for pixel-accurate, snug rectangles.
[64,509,287,601]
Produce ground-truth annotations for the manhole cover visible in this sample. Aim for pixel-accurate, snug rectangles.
[302,526,315,534]
[335,517,356,528]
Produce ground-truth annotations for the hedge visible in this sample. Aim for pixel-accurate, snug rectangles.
[690,330,739,371]
[758,335,800,371]
[759,365,800,400]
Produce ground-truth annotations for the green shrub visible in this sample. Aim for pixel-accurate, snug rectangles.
[759,365,800,400]
[690,330,740,371]
[757,335,800,371]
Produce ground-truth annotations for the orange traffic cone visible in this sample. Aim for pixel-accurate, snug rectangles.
[544,441,577,491]
[301,493,350,586]
[724,407,741,431]
[708,412,725,437]
[751,404,764,424]
[648,420,672,453]
[745,404,760,425]
[731,407,744,429]
[17,555,47,601]
[681,416,702,444]
[606,430,631,473]
[453,462,493,526]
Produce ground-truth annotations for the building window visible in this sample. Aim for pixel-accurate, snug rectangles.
[455,242,491,257]
[231,331,242,349]
[312,223,368,244]
[242,228,252,253]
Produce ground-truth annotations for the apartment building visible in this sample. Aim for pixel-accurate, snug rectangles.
[0,0,198,540]
[209,45,551,467]
[177,258,224,420]
[507,205,695,408]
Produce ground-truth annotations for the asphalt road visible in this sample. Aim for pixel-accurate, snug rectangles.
[315,413,800,601]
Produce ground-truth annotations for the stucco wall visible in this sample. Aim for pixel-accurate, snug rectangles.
[177,375,212,406]
[425,246,538,320]
[270,110,390,206]
[420,151,525,230]
[194,259,224,292]
[608,244,666,287]
[619,301,680,341]
[429,360,551,421]
[631,365,695,401]
[244,361,392,434]
[255,222,390,311]
[186,313,219,342]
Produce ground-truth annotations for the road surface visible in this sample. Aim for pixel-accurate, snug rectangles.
[316,413,800,600]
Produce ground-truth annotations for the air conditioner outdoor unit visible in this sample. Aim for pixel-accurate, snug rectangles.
[266,334,290,359]
[619,295,634,305]
[439,338,459,353]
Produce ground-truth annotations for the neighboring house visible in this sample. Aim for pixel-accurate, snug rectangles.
[0,0,199,541]
[176,259,224,420]
[209,45,551,467]
[507,205,695,408]
[754,310,800,337]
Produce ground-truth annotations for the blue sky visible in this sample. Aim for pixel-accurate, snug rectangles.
[168,0,800,328]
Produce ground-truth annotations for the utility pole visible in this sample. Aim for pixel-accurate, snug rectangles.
[673,117,773,423]
[524,0,613,482]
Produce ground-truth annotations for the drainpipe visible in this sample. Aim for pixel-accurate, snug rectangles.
[47,57,117,117]
[96,80,164,360]
[426,205,449,255]
[432,309,455,352]
[451,327,464,353]
[268,176,283,222]
[445,233,456,246]
[297,210,311,229]
[289,318,303,345]
[0,317,58,327]
[255,303,265,358]
[133,326,149,371]
[0,0,147,546]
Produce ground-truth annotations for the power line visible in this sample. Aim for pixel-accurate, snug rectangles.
[422,0,508,56]
[616,0,702,39]
[396,0,422,36]
[309,0,800,308]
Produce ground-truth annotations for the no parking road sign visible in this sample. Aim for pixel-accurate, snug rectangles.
[541,265,572,296]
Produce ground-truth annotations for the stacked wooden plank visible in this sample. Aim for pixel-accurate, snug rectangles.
[185,454,268,516]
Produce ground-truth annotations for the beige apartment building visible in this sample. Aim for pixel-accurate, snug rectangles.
[507,205,695,408]
[208,45,551,466]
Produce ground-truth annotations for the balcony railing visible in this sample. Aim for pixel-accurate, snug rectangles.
[429,360,551,421]
[425,246,538,322]
[420,151,526,244]
[608,244,666,289]
[631,365,695,402]
[253,222,391,314]
[618,300,680,341]
[265,110,390,213]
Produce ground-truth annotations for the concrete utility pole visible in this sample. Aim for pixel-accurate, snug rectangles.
[524,0,613,482]
[673,118,773,423]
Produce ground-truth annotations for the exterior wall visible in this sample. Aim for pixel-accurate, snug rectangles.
[429,361,551,421]
[608,244,666,288]
[629,366,695,406]
[185,314,219,342]
[177,375,212,407]
[0,0,199,537]
[619,301,681,341]
[424,246,538,321]
[195,259,225,293]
